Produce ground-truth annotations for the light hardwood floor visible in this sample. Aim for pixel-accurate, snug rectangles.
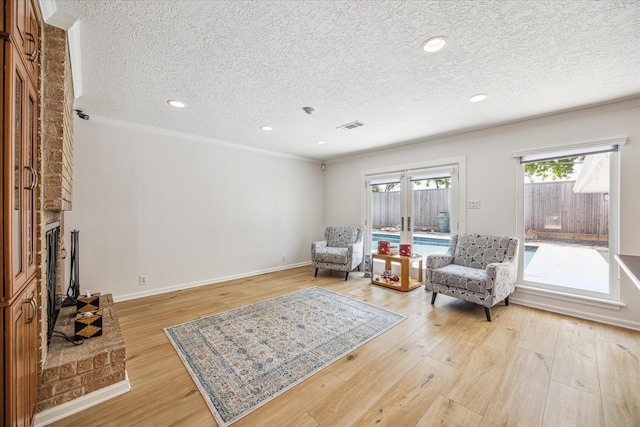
[50,266,640,426]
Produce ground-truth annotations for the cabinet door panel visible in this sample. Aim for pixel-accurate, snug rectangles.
[4,10,40,301]
[8,0,40,84]
[26,0,41,80]
[0,311,4,427]
[11,54,25,289]
[6,46,37,297]
[6,280,38,427]
[12,0,29,48]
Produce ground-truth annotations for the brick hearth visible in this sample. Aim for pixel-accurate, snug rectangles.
[37,294,126,412]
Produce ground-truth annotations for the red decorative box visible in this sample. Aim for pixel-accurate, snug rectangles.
[377,241,391,254]
[399,244,412,256]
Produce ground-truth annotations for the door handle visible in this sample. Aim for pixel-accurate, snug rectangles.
[24,166,38,190]
[401,217,404,232]
[30,167,38,189]
[26,33,40,62]
[25,297,37,324]
[408,217,411,231]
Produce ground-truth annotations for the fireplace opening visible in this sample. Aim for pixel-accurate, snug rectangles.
[46,224,61,345]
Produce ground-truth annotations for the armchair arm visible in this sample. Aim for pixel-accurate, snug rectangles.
[426,245,454,270]
[311,240,327,256]
[486,261,516,278]
[346,241,364,268]
[425,253,453,282]
[486,261,517,296]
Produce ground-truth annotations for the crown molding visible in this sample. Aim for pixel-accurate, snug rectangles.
[67,21,83,98]
[39,0,83,98]
[39,0,76,30]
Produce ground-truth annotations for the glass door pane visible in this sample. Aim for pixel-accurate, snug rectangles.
[13,71,24,276]
[369,178,402,253]
[408,166,457,259]
[410,176,452,257]
[26,90,36,268]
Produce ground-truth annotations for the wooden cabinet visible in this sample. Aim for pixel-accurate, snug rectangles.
[2,0,42,425]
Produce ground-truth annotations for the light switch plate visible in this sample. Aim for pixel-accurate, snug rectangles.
[467,200,480,209]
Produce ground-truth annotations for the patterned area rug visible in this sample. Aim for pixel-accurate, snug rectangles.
[164,286,405,426]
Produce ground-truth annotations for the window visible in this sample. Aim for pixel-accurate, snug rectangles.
[514,138,625,301]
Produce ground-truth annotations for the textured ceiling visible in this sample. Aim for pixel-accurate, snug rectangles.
[53,0,640,161]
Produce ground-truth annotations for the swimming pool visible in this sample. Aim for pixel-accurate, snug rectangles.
[372,233,537,268]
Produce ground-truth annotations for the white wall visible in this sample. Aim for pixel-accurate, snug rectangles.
[65,118,324,301]
[324,98,640,330]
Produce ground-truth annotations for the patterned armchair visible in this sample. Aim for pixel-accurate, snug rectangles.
[312,226,364,280]
[425,233,519,321]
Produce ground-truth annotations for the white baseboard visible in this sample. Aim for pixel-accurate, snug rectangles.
[34,372,131,426]
[510,295,640,331]
[115,262,312,302]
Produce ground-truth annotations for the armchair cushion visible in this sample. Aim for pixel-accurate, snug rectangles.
[313,246,349,264]
[453,234,512,269]
[326,226,359,248]
[432,264,488,293]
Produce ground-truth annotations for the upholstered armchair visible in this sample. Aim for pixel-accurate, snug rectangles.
[425,233,519,321]
[312,226,364,280]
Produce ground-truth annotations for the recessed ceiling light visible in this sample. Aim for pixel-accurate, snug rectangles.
[316,140,326,145]
[261,126,273,131]
[422,36,448,53]
[469,94,488,103]
[167,100,186,108]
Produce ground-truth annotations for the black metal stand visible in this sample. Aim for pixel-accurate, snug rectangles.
[62,230,80,307]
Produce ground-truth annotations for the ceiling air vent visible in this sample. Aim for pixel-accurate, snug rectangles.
[337,120,365,130]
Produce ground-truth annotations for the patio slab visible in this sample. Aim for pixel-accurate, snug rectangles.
[524,242,609,293]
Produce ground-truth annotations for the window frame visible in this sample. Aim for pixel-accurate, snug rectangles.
[514,137,626,304]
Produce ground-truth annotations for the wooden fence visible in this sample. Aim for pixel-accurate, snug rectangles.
[371,188,450,229]
[524,181,608,237]
[371,181,608,237]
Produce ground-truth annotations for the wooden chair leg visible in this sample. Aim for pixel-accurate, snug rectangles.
[505,296,510,306]
[431,292,437,304]
[484,307,492,322]
[345,271,349,280]
[314,268,318,277]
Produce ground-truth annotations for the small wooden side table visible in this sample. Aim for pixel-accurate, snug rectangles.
[371,253,423,291]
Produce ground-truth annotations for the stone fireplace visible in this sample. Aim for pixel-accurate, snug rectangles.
[39,22,74,367]
[34,25,129,423]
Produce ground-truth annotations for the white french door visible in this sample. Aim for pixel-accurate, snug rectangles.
[364,164,460,256]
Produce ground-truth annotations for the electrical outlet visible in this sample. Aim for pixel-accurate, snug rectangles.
[139,275,148,285]
[467,200,481,209]
[281,255,286,263]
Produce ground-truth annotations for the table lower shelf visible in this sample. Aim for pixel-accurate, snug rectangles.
[371,277,423,292]
[370,252,423,292]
